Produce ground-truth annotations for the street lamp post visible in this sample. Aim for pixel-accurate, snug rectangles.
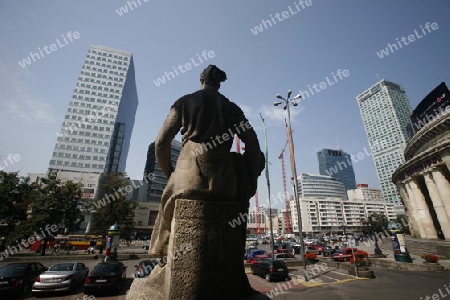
[274,90,308,280]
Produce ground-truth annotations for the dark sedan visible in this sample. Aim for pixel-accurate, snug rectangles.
[250,258,289,282]
[134,259,159,278]
[0,262,47,296]
[84,261,127,294]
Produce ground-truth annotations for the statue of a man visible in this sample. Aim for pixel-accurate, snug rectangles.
[149,65,264,259]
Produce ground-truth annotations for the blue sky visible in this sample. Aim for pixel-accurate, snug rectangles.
[1,0,449,209]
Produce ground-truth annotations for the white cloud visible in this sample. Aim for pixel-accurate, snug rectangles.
[0,61,56,124]
[259,104,305,122]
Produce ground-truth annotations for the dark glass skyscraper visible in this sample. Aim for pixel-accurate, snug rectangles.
[317,148,357,192]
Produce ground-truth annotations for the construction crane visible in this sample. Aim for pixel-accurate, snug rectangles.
[279,138,292,234]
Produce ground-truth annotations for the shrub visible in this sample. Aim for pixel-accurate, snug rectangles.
[421,254,439,263]
[305,253,317,260]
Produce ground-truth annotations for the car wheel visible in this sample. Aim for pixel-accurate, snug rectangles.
[22,282,30,296]
[343,257,348,262]
[265,273,271,282]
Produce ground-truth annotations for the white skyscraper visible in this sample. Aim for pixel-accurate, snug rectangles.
[357,79,412,207]
[49,45,138,174]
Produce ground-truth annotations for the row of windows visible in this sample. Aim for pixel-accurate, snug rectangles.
[57,137,110,147]
[70,101,118,109]
[77,83,121,94]
[72,94,119,105]
[57,143,108,152]
[88,49,130,62]
[78,76,123,88]
[81,68,125,82]
[63,122,111,132]
[50,160,104,169]
[73,88,120,99]
[52,152,106,160]
[65,114,116,125]
[67,108,116,119]
[85,57,128,70]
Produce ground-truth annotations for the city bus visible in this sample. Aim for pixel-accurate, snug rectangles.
[29,234,105,252]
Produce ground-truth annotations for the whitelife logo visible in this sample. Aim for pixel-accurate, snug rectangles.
[18,31,81,68]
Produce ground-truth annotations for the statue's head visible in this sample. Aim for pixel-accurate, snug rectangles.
[200,65,227,90]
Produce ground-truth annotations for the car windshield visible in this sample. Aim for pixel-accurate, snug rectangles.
[49,263,75,272]
[92,263,119,275]
[0,264,27,276]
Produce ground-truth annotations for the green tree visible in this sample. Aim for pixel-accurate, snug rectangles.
[91,172,135,240]
[0,171,37,240]
[393,215,411,235]
[361,212,389,235]
[6,173,83,255]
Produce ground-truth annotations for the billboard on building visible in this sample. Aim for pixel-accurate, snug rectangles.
[410,82,450,133]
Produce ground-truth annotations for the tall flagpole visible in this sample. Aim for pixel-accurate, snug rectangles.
[260,113,275,256]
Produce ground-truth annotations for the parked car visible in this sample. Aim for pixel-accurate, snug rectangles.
[84,261,127,294]
[332,248,359,262]
[0,262,47,296]
[134,259,159,278]
[322,245,336,257]
[32,262,89,294]
[268,253,296,261]
[250,258,289,282]
[305,245,321,255]
[245,249,268,261]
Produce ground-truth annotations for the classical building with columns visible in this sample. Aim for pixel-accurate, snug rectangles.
[392,82,450,241]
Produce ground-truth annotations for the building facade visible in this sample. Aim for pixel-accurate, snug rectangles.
[290,197,396,234]
[130,140,182,239]
[144,140,182,203]
[49,45,138,174]
[317,148,357,191]
[347,183,384,202]
[392,82,450,241]
[298,173,347,200]
[357,79,413,207]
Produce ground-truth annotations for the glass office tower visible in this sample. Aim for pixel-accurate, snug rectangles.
[48,45,138,174]
[357,79,412,207]
[317,148,356,192]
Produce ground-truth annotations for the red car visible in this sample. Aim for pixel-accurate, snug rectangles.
[332,248,360,262]
[246,254,269,264]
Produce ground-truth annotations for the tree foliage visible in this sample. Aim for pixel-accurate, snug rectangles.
[91,172,135,240]
[0,171,37,237]
[360,212,389,234]
[2,172,84,251]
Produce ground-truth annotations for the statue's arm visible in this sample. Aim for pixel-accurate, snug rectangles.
[155,107,182,179]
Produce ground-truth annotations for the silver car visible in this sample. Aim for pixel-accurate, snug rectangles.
[32,262,89,294]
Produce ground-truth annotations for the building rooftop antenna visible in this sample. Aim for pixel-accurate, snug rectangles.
[335,135,340,151]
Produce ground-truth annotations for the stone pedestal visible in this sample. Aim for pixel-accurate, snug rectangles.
[127,199,267,300]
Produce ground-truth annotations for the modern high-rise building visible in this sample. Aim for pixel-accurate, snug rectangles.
[298,173,348,200]
[48,45,138,174]
[317,148,357,191]
[357,79,412,207]
[144,140,182,203]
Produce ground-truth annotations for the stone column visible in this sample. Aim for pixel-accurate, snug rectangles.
[404,181,426,238]
[407,179,437,239]
[126,199,263,300]
[424,172,450,240]
[432,167,450,221]
[441,151,450,171]
[398,183,420,238]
